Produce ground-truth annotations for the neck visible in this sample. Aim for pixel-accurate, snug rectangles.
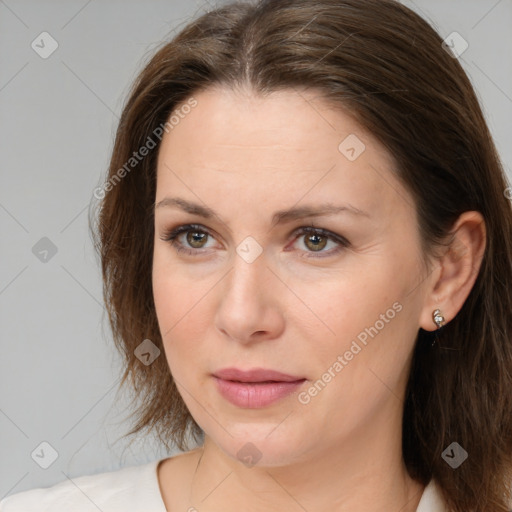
[186,411,425,512]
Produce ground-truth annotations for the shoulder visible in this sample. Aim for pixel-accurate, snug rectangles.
[417,478,512,512]
[0,459,165,512]
[416,479,448,512]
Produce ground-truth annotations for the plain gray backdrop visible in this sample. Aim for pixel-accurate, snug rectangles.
[1,0,511,498]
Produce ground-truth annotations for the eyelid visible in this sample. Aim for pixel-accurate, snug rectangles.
[290,224,350,247]
[159,222,350,258]
[160,223,221,246]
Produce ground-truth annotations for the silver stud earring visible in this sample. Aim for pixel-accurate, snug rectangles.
[433,309,445,328]
[431,308,445,347]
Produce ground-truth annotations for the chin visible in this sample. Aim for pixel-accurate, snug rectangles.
[208,420,313,469]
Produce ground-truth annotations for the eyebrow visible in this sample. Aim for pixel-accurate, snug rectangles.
[154,197,370,227]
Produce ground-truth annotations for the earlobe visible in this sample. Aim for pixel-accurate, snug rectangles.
[419,211,486,332]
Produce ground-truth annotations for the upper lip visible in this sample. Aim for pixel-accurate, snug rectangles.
[213,367,305,383]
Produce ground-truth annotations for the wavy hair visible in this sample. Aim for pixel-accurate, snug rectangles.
[91,1,512,510]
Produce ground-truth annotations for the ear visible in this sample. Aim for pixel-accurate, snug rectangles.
[419,211,486,331]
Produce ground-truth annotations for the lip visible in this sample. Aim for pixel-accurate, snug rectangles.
[212,367,305,383]
[212,367,306,408]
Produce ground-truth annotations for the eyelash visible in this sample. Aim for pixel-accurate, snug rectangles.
[159,223,350,259]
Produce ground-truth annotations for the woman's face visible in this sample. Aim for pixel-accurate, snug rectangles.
[152,86,432,466]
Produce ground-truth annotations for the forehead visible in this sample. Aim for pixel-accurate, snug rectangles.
[158,86,378,165]
[155,86,411,223]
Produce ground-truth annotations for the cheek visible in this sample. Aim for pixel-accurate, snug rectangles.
[298,259,418,382]
[289,267,399,345]
[153,246,202,331]
[152,252,222,382]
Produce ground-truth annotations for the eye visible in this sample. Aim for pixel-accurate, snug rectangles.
[159,223,350,258]
[287,225,350,258]
[159,224,216,256]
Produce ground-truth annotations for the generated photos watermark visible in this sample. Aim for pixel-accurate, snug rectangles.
[298,301,403,404]
[93,97,198,200]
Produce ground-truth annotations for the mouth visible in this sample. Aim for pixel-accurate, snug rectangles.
[212,367,306,408]
[212,367,305,383]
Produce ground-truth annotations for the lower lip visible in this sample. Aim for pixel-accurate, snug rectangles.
[213,377,306,408]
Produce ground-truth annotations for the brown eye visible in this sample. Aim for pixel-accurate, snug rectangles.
[186,230,208,249]
[160,223,350,259]
[160,224,216,256]
[289,226,350,259]
[303,232,328,252]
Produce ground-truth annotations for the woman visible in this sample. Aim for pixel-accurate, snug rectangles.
[2,0,511,511]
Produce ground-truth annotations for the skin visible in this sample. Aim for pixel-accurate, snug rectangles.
[152,86,486,512]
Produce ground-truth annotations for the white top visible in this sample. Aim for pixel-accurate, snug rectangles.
[0,458,447,511]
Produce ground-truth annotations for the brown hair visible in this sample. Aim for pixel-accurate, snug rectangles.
[90,0,512,510]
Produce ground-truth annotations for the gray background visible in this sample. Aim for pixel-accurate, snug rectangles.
[1,0,511,498]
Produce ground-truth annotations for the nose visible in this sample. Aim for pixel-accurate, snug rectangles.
[214,249,285,344]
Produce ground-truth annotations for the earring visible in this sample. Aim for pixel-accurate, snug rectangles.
[433,309,445,328]
[431,308,445,347]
